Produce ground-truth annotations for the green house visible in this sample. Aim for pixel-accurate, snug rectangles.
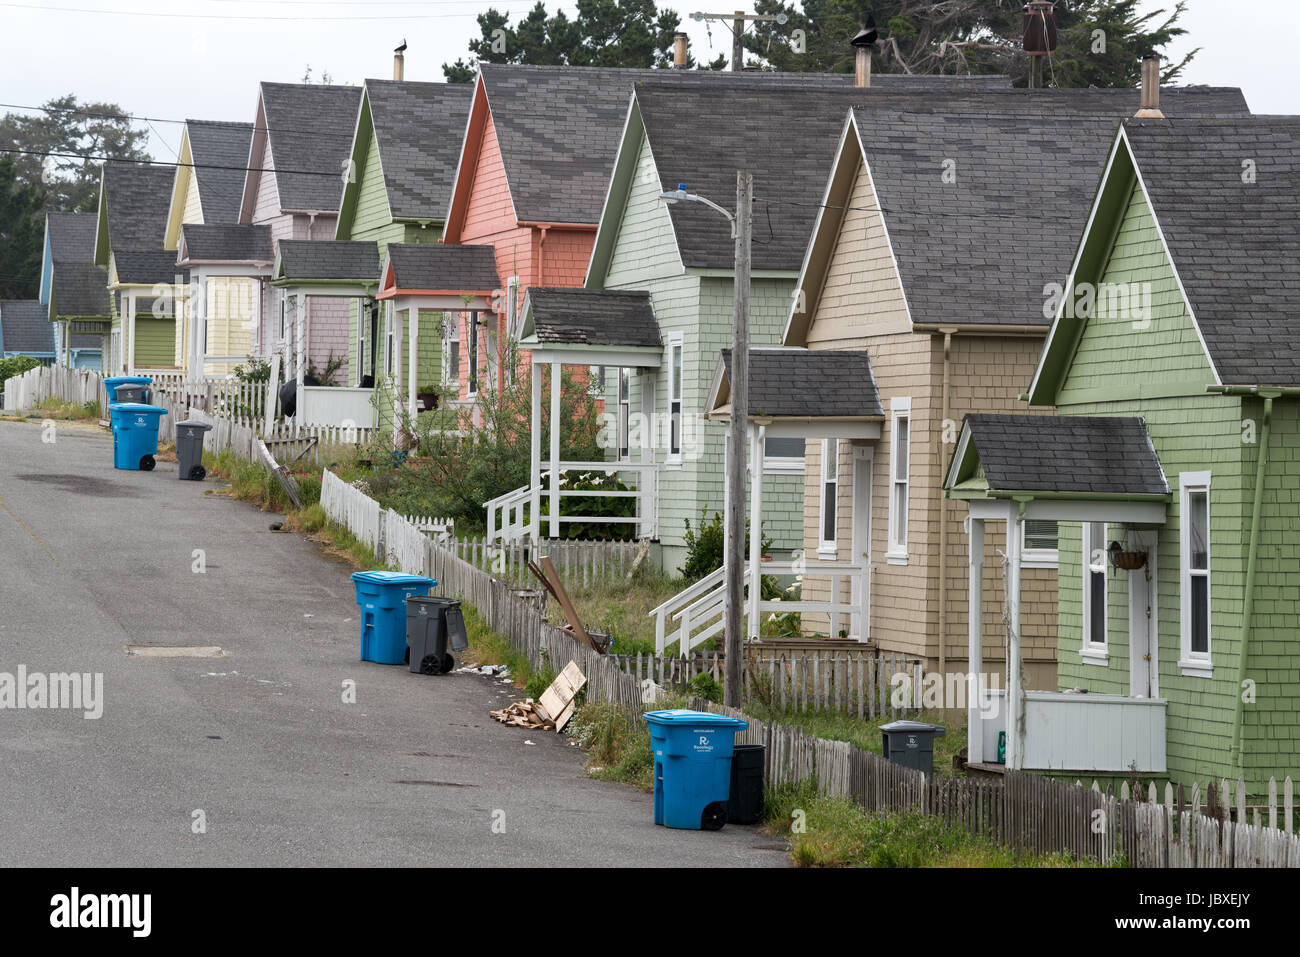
[945,116,1300,796]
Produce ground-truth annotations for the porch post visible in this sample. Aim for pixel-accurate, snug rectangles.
[407,305,418,424]
[549,361,560,538]
[392,303,403,450]
[530,362,542,545]
[295,292,305,409]
[1005,501,1023,770]
[967,515,985,765]
[748,423,763,639]
[125,292,136,375]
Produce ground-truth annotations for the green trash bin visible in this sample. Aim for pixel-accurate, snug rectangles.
[880,720,946,775]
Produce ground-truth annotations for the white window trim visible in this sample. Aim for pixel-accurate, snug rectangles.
[466,312,479,396]
[617,367,631,462]
[666,332,684,466]
[1081,522,1109,666]
[886,397,910,564]
[442,313,459,388]
[1021,520,1059,569]
[817,438,839,558]
[1179,471,1213,677]
[762,437,806,475]
[356,299,366,384]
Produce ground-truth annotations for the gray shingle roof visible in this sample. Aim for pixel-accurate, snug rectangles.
[962,413,1168,495]
[387,243,499,291]
[1,300,54,353]
[186,119,254,224]
[113,251,187,285]
[179,224,273,263]
[259,82,362,212]
[720,347,882,418]
[51,263,110,317]
[1123,117,1300,387]
[641,83,1248,276]
[478,64,1006,227]
[47,212,97,262]
[847,86,1250,329]
[526,288,659,347]
[276,240,379,281]
[365,80,473,221]
[102,164,175,252]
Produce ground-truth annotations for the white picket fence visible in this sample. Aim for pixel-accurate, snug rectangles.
[320,471,382,552]
[2,364,108,412]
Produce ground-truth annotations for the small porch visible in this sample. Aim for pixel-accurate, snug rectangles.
[106,251,186,377]
[946,413,1173,774]
[175,224,273,379]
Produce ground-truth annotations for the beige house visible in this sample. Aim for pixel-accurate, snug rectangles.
[710,85,1249,691]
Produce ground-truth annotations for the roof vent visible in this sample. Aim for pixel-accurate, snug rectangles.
[1135,55,1165,118]
[851,16,877,89]
[674,31,688,68]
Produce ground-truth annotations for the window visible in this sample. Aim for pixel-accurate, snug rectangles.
[1180,472,1212,675]
[504,278,519,384]
[356,299,366,382]
[1081,522,1108,662]
[764,436,805,473]
[384,302,394,378]
[442,314,459,387]
[279,295,289,342]
[617,367,631,460]
[1022,519,1059,568]
[667,334,683,462]
[818,438,839,555]
[887,398,911,562]
[466,312,479,395]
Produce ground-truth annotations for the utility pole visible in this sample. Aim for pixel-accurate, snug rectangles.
[690,10,787,72]
[724,170,752,708]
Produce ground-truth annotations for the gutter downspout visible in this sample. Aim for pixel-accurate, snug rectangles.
[536,225,549,287]
[938,328,956,684]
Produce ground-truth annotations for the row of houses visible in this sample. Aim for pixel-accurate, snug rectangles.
[20,40,1300,796]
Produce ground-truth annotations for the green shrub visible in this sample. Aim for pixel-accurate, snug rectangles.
[679,510,772,583]
[0,355,42,383]
[686,672,723,703]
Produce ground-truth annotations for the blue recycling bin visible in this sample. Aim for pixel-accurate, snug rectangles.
[644,709,749,830]
[103,375,153,406]
[350,570,438,664]
[111,403,167,471]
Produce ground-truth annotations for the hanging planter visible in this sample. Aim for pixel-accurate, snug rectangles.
[1109,539,1148,570]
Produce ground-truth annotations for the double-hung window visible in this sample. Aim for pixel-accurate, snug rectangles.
[617,368,631,460]
[667,334,683,463]
[818,438,839,556]
[1180,472,1212,676]
[466,312,479,395]
[1022,520,1059,568]
[1081,522,1108,663]
[887,397,911,562]
[442,315,459,387]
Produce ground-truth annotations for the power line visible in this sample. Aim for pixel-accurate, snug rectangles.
[0,1,526,20]
[1,146,344,179]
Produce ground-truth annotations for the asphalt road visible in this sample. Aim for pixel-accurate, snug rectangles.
[0,419,786,867]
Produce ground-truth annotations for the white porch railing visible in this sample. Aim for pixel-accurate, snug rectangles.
[299,385,376,430]
[975,689,1168,773]
[486,484,531,545]
[486,461,658,544]
[649,559,867,656]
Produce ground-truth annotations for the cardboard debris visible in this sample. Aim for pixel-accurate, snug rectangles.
[488,661,586,733]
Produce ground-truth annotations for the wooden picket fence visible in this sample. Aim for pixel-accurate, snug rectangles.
[150,373,266,422]
[2,364,108,412]
[445,535,642,588]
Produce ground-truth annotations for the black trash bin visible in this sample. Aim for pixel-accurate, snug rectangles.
[406,596,464,675]
[728,743,765,824]
[880,720,946,775]
[175,419,213,480]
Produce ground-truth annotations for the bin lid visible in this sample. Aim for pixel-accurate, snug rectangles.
[104,376,153,385]
[643,709,748,730]
[880,720,946,736]
[112,403,168,416]
[406,595,457,605]
[350,570,436,586]
[176,419,214,431]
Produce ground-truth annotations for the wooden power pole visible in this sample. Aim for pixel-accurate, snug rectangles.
[724,169,752,707]
[691,10,787,72]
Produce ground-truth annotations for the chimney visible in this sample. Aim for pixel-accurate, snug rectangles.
[1023,1,1058,89]
[393,51,404,81]
[673,31,688,68]
[851,17,877,89]
[1135,54,1164,118]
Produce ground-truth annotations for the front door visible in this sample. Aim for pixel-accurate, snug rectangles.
[850,446,873,639]
[1127,532,1158,698]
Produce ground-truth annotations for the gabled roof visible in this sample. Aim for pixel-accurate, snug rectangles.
[0,300,54,353]
[353,80,474,224]
[945,413,1169,498]
[784,85,1250,343]
[185,120,255,223]
[713,347,882,419]
[246,82,363,216]
[521,288,659,348]
[47,212,97,262]
[111,250,187,286]
[273,239,379,283]
[96,163,175,263]
[50,263,111,318]
[383,243,500,293]
[178,224,273,264]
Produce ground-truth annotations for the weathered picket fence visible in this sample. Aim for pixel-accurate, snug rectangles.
[2,364,107,412]
[150,373,266,422]
[445,535,642,587]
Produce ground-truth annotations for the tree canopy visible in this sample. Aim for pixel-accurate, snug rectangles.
[0,154,46,299]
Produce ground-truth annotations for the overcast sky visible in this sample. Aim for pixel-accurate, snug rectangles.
[0,0,1293,163]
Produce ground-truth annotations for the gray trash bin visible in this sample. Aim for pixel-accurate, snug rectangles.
[406,596,466,675]
[175,419,213,481]
[113,383,147,404]
[880,720,946,775]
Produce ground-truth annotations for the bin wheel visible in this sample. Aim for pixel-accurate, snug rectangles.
[701,801,728,831]
[189,465,206,481]
[442,653,454,674]
[139,455,156,471]
[419,654,443,676]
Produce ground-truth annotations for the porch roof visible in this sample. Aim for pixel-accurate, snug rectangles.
[178,224,273,265]
[50,263,110,319]
[109,250,188,286]
[709,347,883,423]
[272,240,380,290]
[519,288,660,354]
[378,243,500,297]
[945,413,1170,500]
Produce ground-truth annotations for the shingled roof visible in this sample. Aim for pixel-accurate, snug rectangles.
[113,251,187,285]
[101,164,174,254]
[50,263,110,317]
[364,80,473,221]
[186,119,254,223]
[954,413,1168,496]
[718,348,881,418]
[386,243,499,292]
[275,240,379,282]
[525,288,659,348]
[47,212,97,262]
[259,82,362,213]
[474,64,1008,229]
[179,224,273,263]
[1,300,54,353]
[1122,117,1300,387]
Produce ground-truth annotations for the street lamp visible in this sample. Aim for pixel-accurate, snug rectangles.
[660,176,752,708]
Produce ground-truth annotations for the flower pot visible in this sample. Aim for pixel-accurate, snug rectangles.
[417,391,438,411]
[1112,550,1148,570]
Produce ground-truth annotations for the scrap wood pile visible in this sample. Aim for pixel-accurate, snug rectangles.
[490,661,586,733]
